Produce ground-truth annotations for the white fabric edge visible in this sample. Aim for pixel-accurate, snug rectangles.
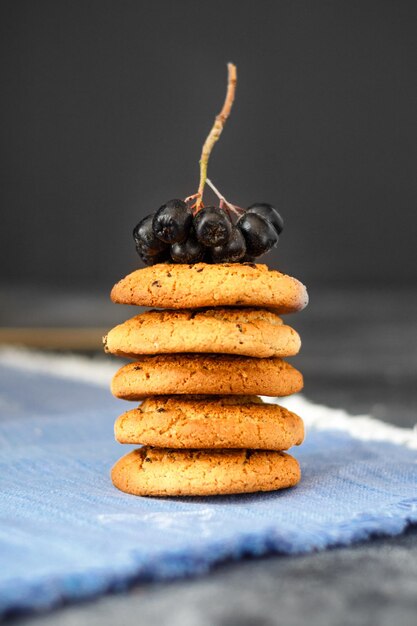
[275,395,417,450]
[1,346,416,450]
[0,346,117,387]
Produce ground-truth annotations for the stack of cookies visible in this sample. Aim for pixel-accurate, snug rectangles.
[105,262,308,497]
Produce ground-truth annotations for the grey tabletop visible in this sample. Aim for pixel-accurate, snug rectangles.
[4,285,417,626]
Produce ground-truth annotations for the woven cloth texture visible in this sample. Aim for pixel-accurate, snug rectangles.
[0,353,416,617]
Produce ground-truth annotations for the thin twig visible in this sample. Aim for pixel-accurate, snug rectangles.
[184,192,201,204]
[195,63,237,211]
[205,178,241,215]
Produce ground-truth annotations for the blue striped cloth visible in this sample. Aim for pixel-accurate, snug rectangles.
[0,357,416,617]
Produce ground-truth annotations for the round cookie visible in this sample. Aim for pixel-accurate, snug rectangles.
[111,355,303,399]
[110,263,308,313]
[114,395,304,450]
[104,308,301,359]
[111,447,301,496]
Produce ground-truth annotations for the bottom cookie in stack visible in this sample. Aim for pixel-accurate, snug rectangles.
[111,395,304,496]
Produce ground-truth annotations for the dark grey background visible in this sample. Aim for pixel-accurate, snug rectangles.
[1,0,416,290]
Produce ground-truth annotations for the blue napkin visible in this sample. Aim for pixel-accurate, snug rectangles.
[0,355,416,617]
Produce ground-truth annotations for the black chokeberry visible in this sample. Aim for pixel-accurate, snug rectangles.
[137,247,170,266]
[237,213,279,257]
[133,215,167,255]
[211,227,246,263]
[247,203,284,235]
[171,232,205,264]
[193,206,232,247]
[153,199,192,244]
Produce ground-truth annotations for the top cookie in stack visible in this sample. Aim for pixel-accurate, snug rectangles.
[110,262,308,313]
[105,262,308,497]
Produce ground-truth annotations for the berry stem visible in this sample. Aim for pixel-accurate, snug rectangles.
[205,178,241,216]
[195,63,237,211]
[184,192,201,204]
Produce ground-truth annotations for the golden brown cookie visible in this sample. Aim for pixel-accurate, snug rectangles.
[111,355,303,399]
[104,308,301,359]
[114,395,304,450]
[111,447,301,496]
[110,263,308,313]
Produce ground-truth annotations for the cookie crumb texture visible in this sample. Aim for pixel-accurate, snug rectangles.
[114,395,304,450]
[104,308,301,358]
[111,355,303,399]
[110,263,308,313]
[111,447,301,496]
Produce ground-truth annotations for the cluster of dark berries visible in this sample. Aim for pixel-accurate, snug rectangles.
[133,199,284,265]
